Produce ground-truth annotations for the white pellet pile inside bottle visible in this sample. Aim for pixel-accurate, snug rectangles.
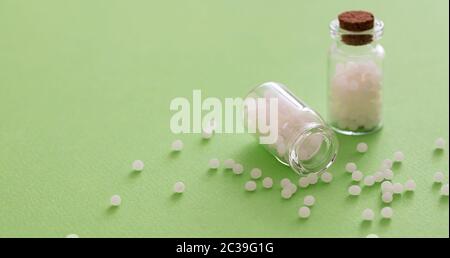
[329,61,383,132]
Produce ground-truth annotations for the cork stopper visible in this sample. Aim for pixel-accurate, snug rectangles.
[338,11,375,46]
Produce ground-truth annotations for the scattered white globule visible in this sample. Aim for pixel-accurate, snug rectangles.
[232,164,244,175]
[171,139,184,151]
[435,137,446,150]
[321,171,333,183]
[307,173,319,185]
[298,177,310,188]
[223,159,235,169]
[286,182,298,194]
[329,60,382,131]
[363,176,376,187]
[357,142,369,153]
[404,179,417,192]
[392,183,404,194]
[362,209,375,221]
[348,185,362,196]
[208,158,220,169]
[441,184,449,197]
[366,234,379,238]
[304,195,316,207]
[173,181,186,193]
[380,207,394,219]
[352,170,364,182]
[244,181,257,192]
[346,162,357,173]
[281,188,293,199]
[393,151,405,162]
[374,171,385,183]
[381,159,393,169]
[382,192,393,204]
[201,127,213,139]
[298,206,311,219]
[381,181,394,193]
[433,172,445,183]
[383,169,394,181]
[281,178,292,188]
[132,160,144,171]
[66,234,79,238]
[250,168,262,179]
[262,177,273,189]
[110,195,122,206]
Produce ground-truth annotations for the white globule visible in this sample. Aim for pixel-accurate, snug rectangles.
[307,173,319,185]
[435,137,446,149]
[298,206,311,219]
[244,181,257,192]
[393,151,405,162]
[362,208,375,221]
[298,177,310,188]
[374,171,385,183]
[345,162,357,173]
[132,160,144,171]
[304,195,316,206]
[262,177,273,189]
[223,159,235,169]
[232,164,244,175]
[66,234,79,238]
[250,168,262,179]
[383,169,394,181]
[208,158,220,169]
[382,192,393,203]
[381,207,394,219]
[381,159,393,169]
[392,183,404,194]
[352,170,364,182]
[171,140,184,151]
[363,176,376,187]
[357,142,369,153]
[281,178,292,188]
[173,181,186,193]
[201,127,213,139]
[321,171,333,183]
[329,60,382,131]
[110,195,122,206]
[281,188,293,199]
[441,184,449,196]
[366,234,379,238]
[348,185,362,196]
[404,179,417,191]
[381,181,394,193]
[433,172,445,183]
[286,182,298,194]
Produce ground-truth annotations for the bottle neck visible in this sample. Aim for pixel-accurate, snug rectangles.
[288,124,338,176]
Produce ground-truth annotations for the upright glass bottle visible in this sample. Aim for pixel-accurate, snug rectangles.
[245,82,338,176]
[327,11,385,135]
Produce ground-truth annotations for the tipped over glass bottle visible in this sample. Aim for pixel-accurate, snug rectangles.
[327,11,385,135]
[244,82,338,176]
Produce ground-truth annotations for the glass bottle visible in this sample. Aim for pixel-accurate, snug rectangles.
[244,82,338,176]
[327,15,385,135]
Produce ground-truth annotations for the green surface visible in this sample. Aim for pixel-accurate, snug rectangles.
[0,0,448,238]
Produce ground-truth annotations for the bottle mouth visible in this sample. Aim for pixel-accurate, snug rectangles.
[329,18,384,45]
[288,125,338,176]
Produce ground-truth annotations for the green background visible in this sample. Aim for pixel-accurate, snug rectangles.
[0,0,448,238]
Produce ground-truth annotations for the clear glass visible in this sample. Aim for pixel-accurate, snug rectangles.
[244,82,338,176]
[327,19,385,135]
